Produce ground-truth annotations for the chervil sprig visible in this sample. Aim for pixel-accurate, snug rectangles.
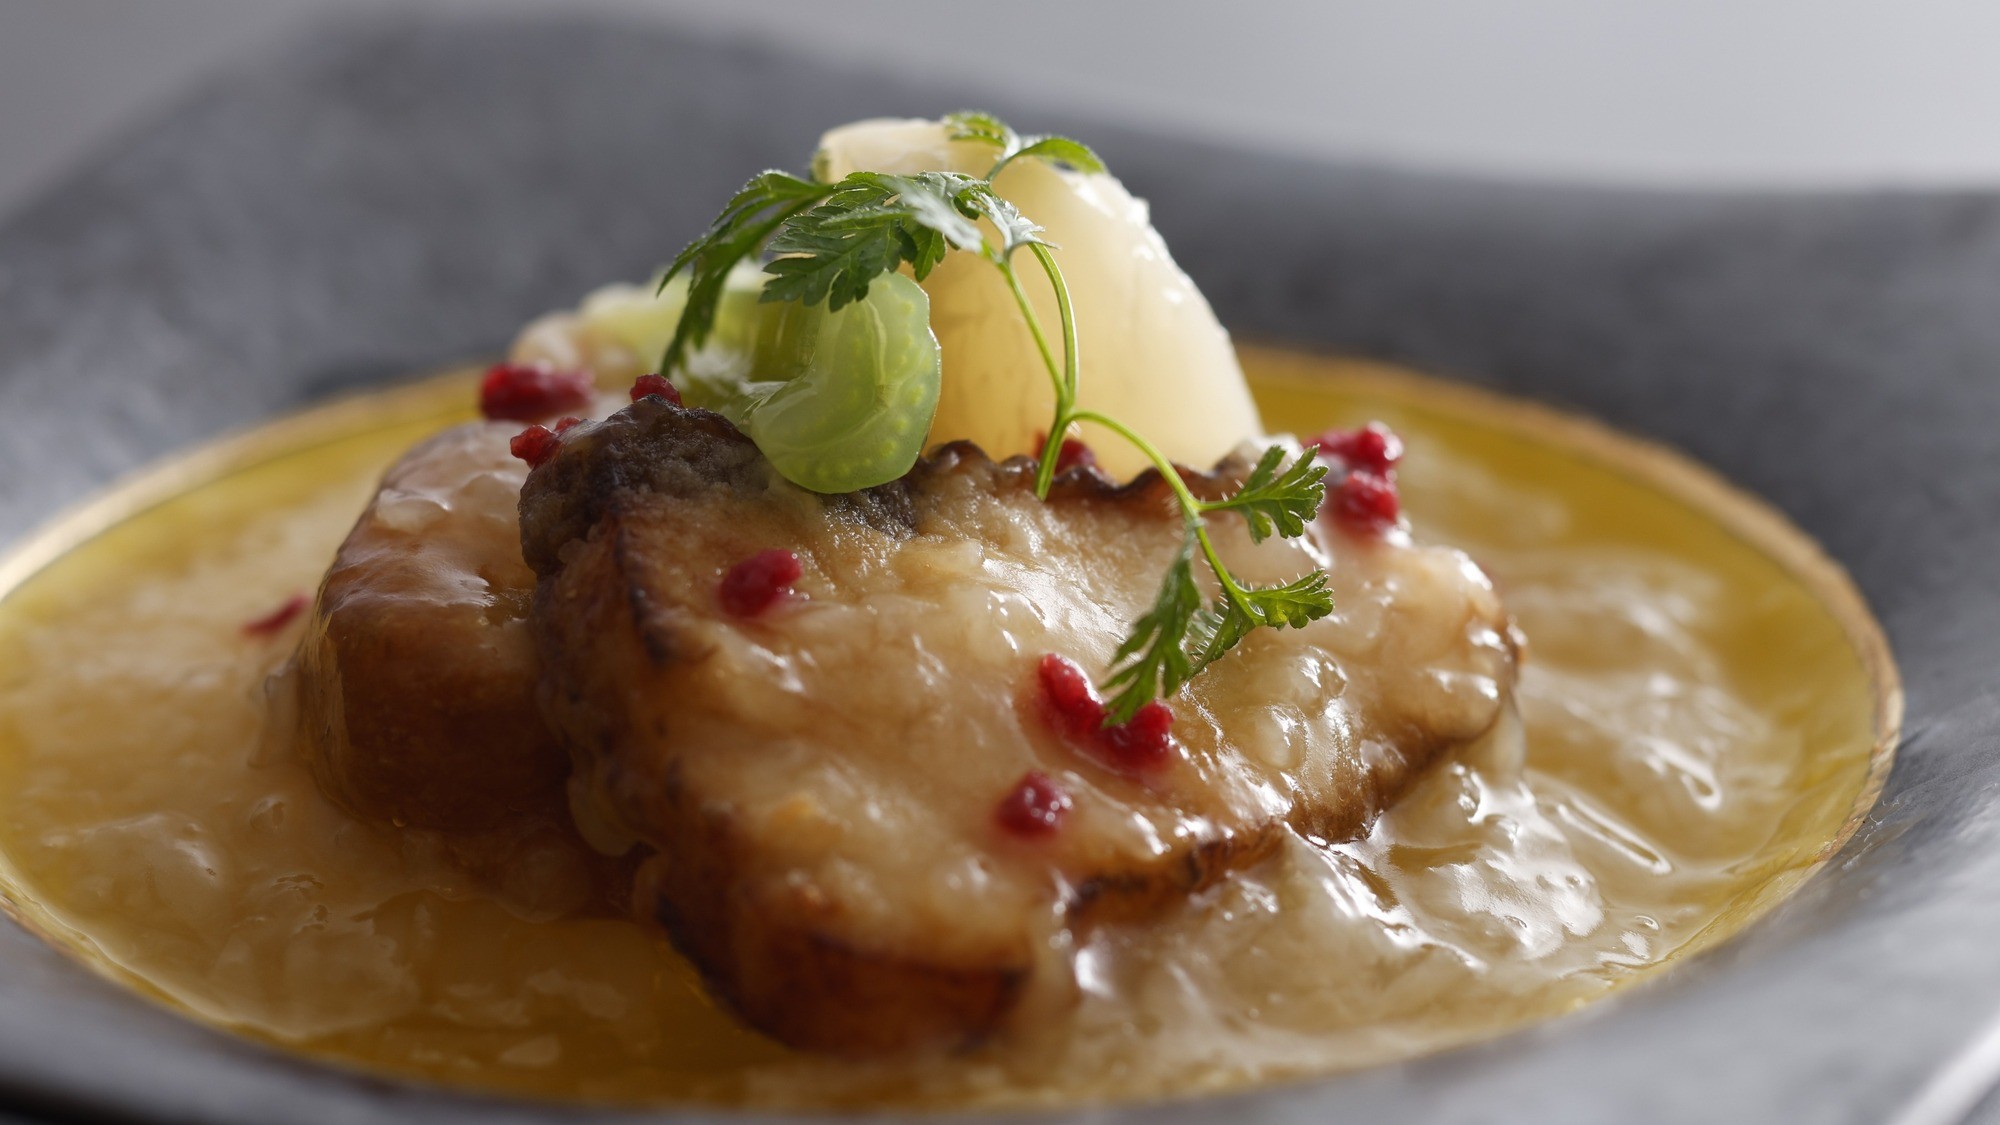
[656,112,1333,721]
[759,172,981,310]
[1204,444,1330,543]
[657,171,834,373]
[1060,409,1331,721]
[943,109,1108,180]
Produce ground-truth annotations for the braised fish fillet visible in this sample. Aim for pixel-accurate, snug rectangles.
[291,417,642,915]
[296,421,564,833]
[521,398,1520,1053]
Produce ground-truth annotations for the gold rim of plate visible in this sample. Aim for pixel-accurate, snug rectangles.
[1241,344,1902,875]
[0,349,1903,1073]
[0,368,484,986]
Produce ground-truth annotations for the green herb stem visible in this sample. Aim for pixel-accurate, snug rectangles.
[1072,410,1250,612]
[999,259,1066,411]
[1022,242,1083,498]
[1069,409,1204,513]
[1029,243,1080,401]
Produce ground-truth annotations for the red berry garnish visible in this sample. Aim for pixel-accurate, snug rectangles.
[1033,433,1100,475]
[1035,653,1178,775]
[718,549,803,617]
[552,415,584,434]
[995,771,1072,838]
[1332,469,1400,531]
[1311,422,1403,475]
[630,373,683,405]
[242,592,310,638]
[1054,438,1097,474]
[509,424,561,468]
[479,363,593,422]
[1099,700,1177,773]
[1038,653,1105,737]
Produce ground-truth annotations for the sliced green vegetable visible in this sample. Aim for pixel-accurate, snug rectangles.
[677,268,941,493]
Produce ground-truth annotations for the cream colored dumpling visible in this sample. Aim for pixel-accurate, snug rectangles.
[817,117,1264,479]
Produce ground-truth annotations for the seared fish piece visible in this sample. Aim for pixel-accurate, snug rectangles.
[521,399,1519,1054]
[292,418,635,915]
[296,421,561,832]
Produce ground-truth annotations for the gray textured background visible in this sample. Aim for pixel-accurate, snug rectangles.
[5,0,2000,228]
[0,9,1997,1125]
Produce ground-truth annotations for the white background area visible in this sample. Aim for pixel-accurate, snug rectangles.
[3,0,2000,220]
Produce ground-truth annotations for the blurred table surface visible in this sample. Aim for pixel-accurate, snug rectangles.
[3,0,1999,226]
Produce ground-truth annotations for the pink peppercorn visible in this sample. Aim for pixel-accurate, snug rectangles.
[1054,438,1097,474]
[1311,422,1403,475]
[1332,469,1400,530]
[1033,433,1100,475]
[1098,700,1177,773]
[630,373,683,406]
[995,771,1073,838]
[719,549,803,617]
[1038,653,1105,737]
[1035,653,1178,775]
[1311,421,1405,535]
[479,363,593,422]
[509,424,561,468]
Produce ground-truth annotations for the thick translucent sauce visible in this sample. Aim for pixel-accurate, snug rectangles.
[0,351,1893,1110]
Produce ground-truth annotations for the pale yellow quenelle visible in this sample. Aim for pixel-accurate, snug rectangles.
[815,117,1262,477]
[512,116,1263,480]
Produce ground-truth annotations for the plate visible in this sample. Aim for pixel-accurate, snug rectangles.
[0,13,1994,1125]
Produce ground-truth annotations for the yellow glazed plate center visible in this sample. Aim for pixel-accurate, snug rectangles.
[0,349,1898,1110]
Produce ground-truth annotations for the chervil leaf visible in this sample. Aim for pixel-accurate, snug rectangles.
[762,221,906,310]
[1103,526,1334,722]
[1201,445,1327,542]
[658,170,832,372]
[762,172,987,310]
[1189,570,1333,672]
[945,110,1019,154]
[900,221,951,282]
[1009,135,1107,175]
[1243,570,1334,628]
[1101,527,1204,723]
[948,112,1106,178]
[1185,602,1250,677]
[873,172,987,250]
[1100,445,1331,718]
[962,185,1048,256]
